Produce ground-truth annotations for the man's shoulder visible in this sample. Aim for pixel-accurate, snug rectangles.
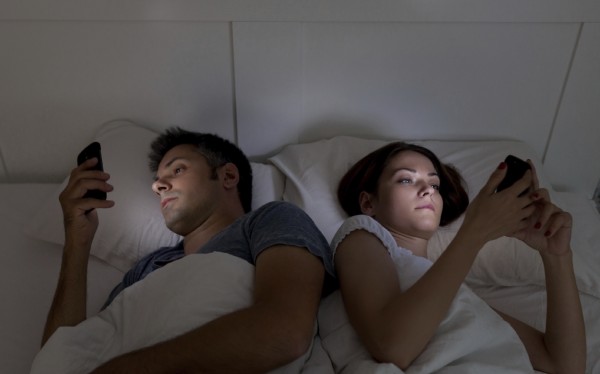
[244,201,314,228]
[251,200,303,215]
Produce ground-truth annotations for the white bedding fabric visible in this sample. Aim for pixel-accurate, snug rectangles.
[0,184,124,374]
[269,136,600,299]
[30,252,319,374]
[319,216,533,373]
[3,183,600,372]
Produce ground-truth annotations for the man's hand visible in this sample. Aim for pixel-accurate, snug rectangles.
[41,158,114,346]
[59,157,114,248]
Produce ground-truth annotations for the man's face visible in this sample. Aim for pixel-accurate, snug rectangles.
[152,144,221,235]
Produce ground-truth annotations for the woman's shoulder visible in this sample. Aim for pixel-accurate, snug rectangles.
[331,215,398,257]
[336,215,383,235]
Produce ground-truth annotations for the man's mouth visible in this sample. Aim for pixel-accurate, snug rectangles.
[161,197,176,209]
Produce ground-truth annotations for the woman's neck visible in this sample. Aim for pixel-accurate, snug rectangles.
[387,229,429,258]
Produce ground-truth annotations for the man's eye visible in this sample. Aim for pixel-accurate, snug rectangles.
[174,167,183,175]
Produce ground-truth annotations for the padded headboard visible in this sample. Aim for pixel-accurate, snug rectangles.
[1,1,599,198]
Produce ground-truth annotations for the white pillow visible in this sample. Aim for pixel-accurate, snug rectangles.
[24,120,284,272]
[269,135,600,298]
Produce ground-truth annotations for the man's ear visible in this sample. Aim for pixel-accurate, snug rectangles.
[359,191,376,216]
[220,163,240,189]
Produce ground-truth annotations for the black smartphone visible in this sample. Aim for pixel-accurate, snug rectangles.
[496,155,531,195]
[77,141,107,200]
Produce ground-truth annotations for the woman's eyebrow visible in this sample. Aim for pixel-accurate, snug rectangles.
[391,167,438,177]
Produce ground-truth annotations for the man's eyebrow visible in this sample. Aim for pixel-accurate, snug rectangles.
[153,156,187,181]
[164,156,186,168]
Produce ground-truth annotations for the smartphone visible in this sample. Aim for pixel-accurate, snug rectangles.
[77,141,107,200]
[496,155,531,195]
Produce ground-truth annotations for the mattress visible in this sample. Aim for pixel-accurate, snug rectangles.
[0,183,123,374]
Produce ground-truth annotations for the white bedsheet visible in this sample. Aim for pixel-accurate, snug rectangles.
[319,216,533,373]
[30,252,319,373]
[2,183,600,373]
[0,184,124,374]
[472,283,600,374]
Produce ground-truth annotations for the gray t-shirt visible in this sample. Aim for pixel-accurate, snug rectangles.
[104,201,335,308]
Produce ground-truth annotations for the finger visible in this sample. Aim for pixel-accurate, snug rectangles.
[76,169,111,183]
[482,161,508,194]
[506,169,532,197]
[532,199,557,230]
[76,178,113,198]
[543,211,572,237]
[79,198,115,214]
[72,157,102,177]
[527,159,540,190]
[529,187,551,207]
[67,162,110,190]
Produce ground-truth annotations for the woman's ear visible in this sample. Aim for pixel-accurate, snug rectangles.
[220,163,240,189]
[359,191,375,216]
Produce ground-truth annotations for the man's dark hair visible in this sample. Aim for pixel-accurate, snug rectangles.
[149,127,253,213]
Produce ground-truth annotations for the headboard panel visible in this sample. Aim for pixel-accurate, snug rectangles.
[235,22,578,161]
[2,0,599,22]
[0,21,234,182]
[545,23,600,197]
[1,2,599,197]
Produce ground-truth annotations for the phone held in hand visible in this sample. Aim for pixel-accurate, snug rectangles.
[496,155,531,196]
[77,141,107,200]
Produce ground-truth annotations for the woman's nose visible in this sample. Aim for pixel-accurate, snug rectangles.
[418,180,435,196]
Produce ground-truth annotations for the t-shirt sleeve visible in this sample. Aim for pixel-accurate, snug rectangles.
[244,201,335,278]
[330,215,398,259]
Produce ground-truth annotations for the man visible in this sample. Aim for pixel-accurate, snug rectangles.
[42,127,335,373]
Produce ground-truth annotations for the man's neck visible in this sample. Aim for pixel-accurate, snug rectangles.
[182,210,243,255]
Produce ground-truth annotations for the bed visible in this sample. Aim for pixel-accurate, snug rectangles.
[1,2,600,373]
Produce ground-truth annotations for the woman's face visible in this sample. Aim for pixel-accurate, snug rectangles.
[363,150,443,239]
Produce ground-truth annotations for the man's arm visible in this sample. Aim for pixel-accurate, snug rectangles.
[41,158,114,345]
[41,239,91,345]
[91,245,325,374]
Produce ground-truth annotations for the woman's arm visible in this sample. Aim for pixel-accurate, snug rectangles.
[336,228,482,369]
[497,250,586,374]
[336,162,538,369]
[502,176,586,373]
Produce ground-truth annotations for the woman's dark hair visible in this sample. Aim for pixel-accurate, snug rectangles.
[337,142,469,226]
[149,127,253,213]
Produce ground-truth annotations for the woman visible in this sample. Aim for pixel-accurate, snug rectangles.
[332,142,586,373]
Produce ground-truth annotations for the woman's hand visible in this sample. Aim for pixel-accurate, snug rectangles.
[511,162,572,256]
[459,161,537,246]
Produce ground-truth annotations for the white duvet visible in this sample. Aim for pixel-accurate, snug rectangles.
[318,216,535,373]
[30,252,315,374]
[31,244,536,374]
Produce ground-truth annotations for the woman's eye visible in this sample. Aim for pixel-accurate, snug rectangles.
[398,178,412,184]
[431,184,440,190]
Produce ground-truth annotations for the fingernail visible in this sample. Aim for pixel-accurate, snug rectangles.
[534,222,541,229]
[498,162,507,170]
